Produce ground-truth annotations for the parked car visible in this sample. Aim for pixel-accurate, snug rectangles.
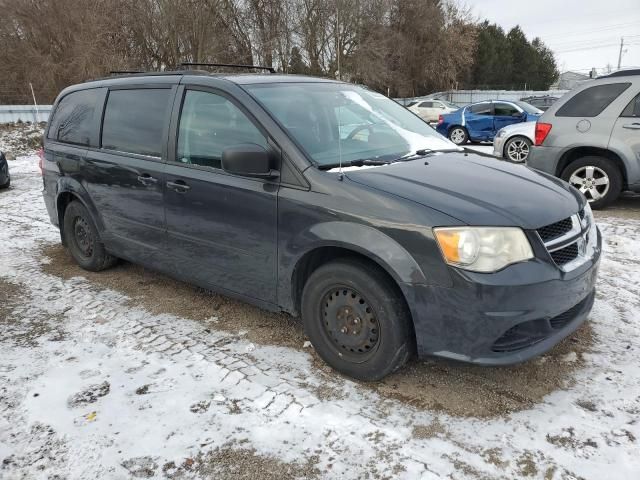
[408,99,459,123]
[528,69,640,209]
[42,69,600,381]
[493,121,535,163]
[520,95,560,112]
[0,151,10,189]
[436,100,542,145]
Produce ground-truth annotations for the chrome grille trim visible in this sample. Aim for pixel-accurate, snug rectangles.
[537,209,594,272]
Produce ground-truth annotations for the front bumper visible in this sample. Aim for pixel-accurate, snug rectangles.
[493,135,506,157]
[403,227,601,365]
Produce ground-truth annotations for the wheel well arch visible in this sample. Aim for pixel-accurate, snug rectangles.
[556,147,628,188]
[290,246,415,339]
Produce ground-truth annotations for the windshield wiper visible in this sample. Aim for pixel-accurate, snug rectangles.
[319,158,392,170]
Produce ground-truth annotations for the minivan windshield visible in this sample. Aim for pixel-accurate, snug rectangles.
[246,82,459,168]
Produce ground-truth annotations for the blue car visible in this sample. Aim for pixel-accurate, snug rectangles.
[436,100,542,145]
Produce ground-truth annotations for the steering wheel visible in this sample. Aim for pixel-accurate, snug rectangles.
[346,124,374,140]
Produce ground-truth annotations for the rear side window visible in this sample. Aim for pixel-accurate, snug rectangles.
[621,93,640,117]
[556,83,631,117]
[470,103,491,115]
[101,89,171,157]
[48,89,101,146]
[419,102,433,108]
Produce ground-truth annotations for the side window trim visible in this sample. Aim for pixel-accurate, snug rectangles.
[169,85,277,174]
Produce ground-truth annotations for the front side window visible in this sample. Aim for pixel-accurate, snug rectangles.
[556,83,631,117]
[621,93,640,117]
[101,89,171,157]
[470,103,492,115]
[48,89,101,146]
[176,90,267,169]
[246,83,457,168]
[493,103,520,116]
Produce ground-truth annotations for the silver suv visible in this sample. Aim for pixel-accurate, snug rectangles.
[527,70,640,209]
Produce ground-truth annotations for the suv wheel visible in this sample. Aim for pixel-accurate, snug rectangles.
[301,258,413,381]
[448,126,468,145]
[504,136,531,163]
[561,156,622,209]
[63,201,117,271]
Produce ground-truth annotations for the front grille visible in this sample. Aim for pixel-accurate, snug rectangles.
[550,243,579,266]
[491,319,549,353]
[537,217,573,242]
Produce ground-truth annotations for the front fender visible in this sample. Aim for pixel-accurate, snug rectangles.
[302,221,428,284]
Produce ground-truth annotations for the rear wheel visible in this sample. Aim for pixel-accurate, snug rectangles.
[301,258,413,381]
[561,156,622,209]
[63,201,116,271]
[504,136,531,163]
[448,126,468,145]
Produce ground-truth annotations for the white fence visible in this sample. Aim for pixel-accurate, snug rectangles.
[0,105,52,124]
[396,90,569,106]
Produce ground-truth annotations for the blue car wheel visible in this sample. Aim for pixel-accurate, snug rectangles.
[448,126,468,145]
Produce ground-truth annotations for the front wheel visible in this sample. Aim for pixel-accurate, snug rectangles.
[561,156,622,210]
[504,136,531,163]
[301,258,414,381]
[448,126,469,145]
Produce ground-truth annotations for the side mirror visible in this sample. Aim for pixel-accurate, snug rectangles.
[222,144,279,179]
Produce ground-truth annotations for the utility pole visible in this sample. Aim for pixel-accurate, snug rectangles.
[617,37,624,70]
[336,1,341,80]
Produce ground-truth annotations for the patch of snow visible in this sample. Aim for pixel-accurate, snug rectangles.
[0,155,638,479]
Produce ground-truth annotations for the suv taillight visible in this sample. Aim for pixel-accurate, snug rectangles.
[535,122,552,146]
[37,147,44,175]
[438,115,444,125]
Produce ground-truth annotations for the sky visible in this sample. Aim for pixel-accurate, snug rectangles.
[466,0,640,75]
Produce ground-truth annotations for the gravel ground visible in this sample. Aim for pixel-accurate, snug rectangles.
[0,141,639,479]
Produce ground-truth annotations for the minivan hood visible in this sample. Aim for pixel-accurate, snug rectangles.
[345,152,584,229]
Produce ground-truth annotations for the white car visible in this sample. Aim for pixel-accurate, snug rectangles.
[493,121,536,163]
[408,99,459,123]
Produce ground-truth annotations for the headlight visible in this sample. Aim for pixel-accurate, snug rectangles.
[433,227,534,272]
[496,129,506,138]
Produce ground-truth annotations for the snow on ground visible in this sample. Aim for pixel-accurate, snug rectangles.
[0,155,639,479]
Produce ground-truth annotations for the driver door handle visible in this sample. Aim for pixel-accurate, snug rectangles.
[137,174,158,186]
[622,123,640,130]
[166,180,191,193]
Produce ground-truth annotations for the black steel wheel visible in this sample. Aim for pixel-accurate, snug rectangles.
[63,200,117,271]
[320,286,380,362]
[302,258,414,381]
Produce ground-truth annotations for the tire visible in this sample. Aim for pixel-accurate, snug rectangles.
[504,136,531,163]
[301,258,414,381]
[62,201,117,271]
[0,177,9,189]
[561,156,622,210]
[448,126,469,145]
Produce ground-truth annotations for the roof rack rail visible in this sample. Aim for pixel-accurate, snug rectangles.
[600,69,640,78]
[180,62,275,74]
[109,70,145,75]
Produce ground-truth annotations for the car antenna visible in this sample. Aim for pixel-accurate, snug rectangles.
[337,104,344,180]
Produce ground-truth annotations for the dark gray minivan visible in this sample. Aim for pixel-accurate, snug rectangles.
[42,69,601,380]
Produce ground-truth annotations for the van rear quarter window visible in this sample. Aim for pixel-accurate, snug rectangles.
[48,89,102,146]
[101,89,171,157]
[556,83,631,117]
